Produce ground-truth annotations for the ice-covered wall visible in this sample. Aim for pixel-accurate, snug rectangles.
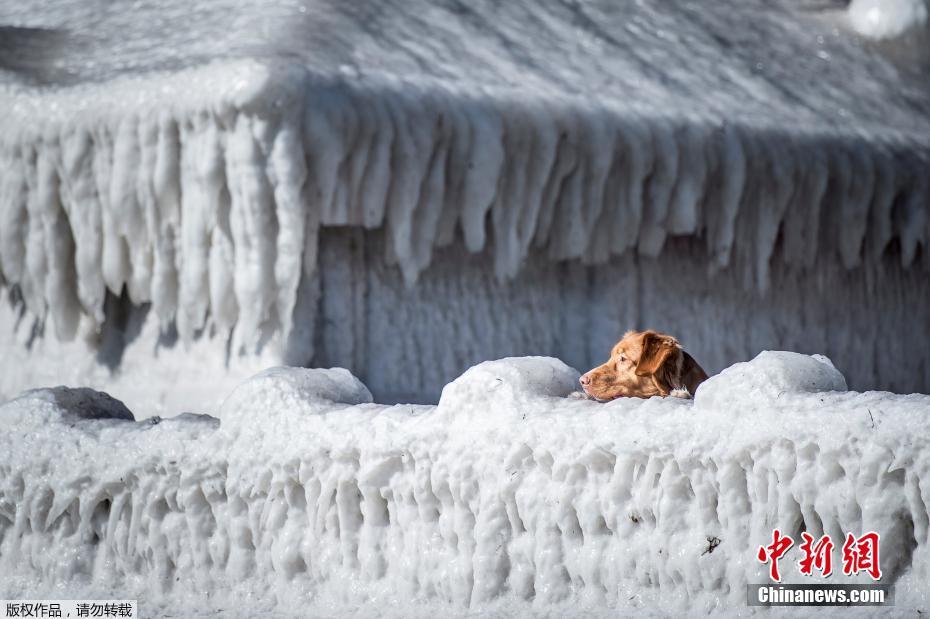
[310,229,930,403]
[1,355,929,616]
[0,0,929,407]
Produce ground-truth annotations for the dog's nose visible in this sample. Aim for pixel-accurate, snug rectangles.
[579,374,591,387]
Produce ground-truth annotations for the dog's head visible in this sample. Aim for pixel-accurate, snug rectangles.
[580,330,704,400]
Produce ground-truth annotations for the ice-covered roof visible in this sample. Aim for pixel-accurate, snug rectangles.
[1,0,928,137]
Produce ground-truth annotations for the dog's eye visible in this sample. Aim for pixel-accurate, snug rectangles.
[618,355,627,363]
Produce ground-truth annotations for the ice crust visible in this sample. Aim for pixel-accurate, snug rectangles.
[2,353,930,615]
[0,386,134,431]
[1,0,929,355]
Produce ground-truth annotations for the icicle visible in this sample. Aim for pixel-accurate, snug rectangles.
[405,92,452,281]
[383,87,439,286]
[781,144,828,270]
[21,144,48,319]
[356,90,393,229]
[93,122,130,299]
[705,123,746,271]
[459,98,503,255]
[109,116,151,302]
[151,114,182,328]
[666,121,708,236]
[36,142,80,340]
[492,99,558,279]
[892,153,929,268]
[226,114,278,347]
[0,142,29,287]
[637,120,679,257]
[863,144,897,262]
[58,127,105,325]
[837,142,876,270]
[304,86,352,226]
[207,116,238,335]
[269,112,309,339]
[176,117,215,341]
[608,117,652,257]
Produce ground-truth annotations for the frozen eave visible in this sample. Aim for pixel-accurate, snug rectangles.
[0,53,928,347]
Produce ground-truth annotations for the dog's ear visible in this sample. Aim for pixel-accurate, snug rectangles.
[680,351,709,394]
[635,332,679,377]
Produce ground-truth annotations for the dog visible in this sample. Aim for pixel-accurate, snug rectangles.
[579,330,708,400]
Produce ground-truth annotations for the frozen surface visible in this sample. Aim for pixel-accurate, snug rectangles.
[1,354,930,616]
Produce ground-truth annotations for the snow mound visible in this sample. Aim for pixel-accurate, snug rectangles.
[849,0,929,40]
[0,386,134,430]
[695,351,847,410]
[220,366,373,426]
[438,356,579,418]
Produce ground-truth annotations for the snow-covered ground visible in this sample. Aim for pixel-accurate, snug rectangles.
[1,353,929,617]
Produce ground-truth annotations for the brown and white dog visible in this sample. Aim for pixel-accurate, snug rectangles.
[579,330,708,400]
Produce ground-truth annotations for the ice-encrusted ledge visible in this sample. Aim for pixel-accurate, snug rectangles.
[1,353,929,615]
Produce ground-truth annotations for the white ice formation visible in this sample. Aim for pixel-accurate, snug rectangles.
[849,0,929,40]
[1,353,929,616]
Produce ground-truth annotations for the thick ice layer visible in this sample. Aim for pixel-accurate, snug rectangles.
[1,0,929,352]
[2,354,930,616]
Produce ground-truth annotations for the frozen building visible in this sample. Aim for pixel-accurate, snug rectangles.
[2,0,930,615]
